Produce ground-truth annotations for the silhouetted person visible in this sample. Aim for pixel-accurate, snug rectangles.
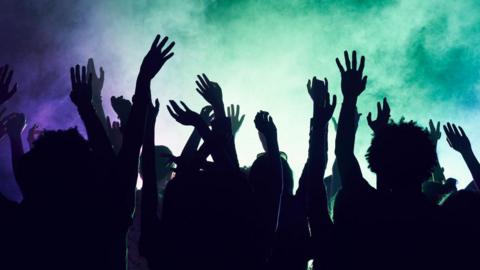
[333,51,440,270]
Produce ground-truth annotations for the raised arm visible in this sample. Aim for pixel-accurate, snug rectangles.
[180,105,213,158]
[334,51,368,190]
[443,123,480,187]
[366,97,391,191]
[111,95,132,132]
[139,99,162,268]
[6,113,26,179]
[70,65,115,164]
[428,120,446,184]
[87,58,108,130]
[114,34,175,221]
[302,77,337,269]
[196,74,240,169]
[254,111,283,233]
[227,104,245,137]
[0,65,17,106]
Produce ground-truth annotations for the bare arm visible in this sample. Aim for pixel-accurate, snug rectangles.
[334,51,368,190]
[443,123,480,186]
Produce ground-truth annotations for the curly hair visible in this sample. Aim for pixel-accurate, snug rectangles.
[366,121,437,187]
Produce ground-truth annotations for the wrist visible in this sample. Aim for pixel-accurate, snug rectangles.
[461,147,474,158]
[343,96,358,105]
[213,102,226,118]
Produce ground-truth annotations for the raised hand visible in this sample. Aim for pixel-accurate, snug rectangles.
[367,97,390,133]
[0,65,17,105]
[227,104,245,136]
[87,58,105,102]
[336,51,367,100]
[139,35,175,80]
[254,111,277,139]
[27,124,44,148]
[428,119,441,146]
[69,65,93,107]
[307,76,328,103]
[147,98,160,124]
[111,96,132,123]
[6,113,26,137]
[196,74,223,108]
[443,123,471,154]
[200,105,214,125]
[307,77,337,125]
[105,116,123,151]
[167,100,203,127]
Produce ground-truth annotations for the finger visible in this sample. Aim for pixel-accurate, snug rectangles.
[358,56,365,74]
[344,51,351,70]
[169,100,182,113]
[458,126,467,138]
[87,58,96,77]
[161,41,175,56]
[443,125,450,137]
[238,114,245,126]
[82,66,87,84]
[7,84,17,100]
[352,50,357,70]
[157,36,169,50]
[75,65,81,84]
[383,97,390,114]
[155,98,160,110]
[5,70,13,86]
[0,65,7,82]
[452,124,460,136]
[236,104,240,118]
[227,104,232,117]
[307,79,311,92]
[179,101,191,111]
[196,88,205,98]
[197,75,208,89]
[446,137,453,148]
[166,105,178,120]
[331,94,337,110]
[436,121,440,133]
[163,52,174,62]
[361,76,368,88]
[99,67,105,83]
[325,78,328,90]
[88,73,93,87]
[195,81,206,92]
[367,112,373,125]
[336,58,345,74]
[376,101,381,116]
[151,34,161,50]
[202,73,211,84]
[429,119,434,131]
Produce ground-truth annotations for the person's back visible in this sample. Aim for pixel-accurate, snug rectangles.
[16,129,108,270]
[333,122,441,270]
[158,169,259,270]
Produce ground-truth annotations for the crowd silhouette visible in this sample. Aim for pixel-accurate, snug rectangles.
[1,34,479,270]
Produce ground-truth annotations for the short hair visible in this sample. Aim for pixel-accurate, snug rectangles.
[249,154,294,195]
[366,121,437,187]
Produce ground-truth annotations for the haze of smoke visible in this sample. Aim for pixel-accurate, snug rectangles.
[1,0,479,200]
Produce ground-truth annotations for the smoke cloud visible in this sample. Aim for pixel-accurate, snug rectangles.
[1,0,479,200]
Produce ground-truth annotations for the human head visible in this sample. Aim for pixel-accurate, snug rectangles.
[249,153,294,196]
[366,121,437,192]
[140,145,174,185]
[18,128,94,204]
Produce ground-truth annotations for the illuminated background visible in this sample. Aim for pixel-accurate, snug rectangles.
[1,0,479,201]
